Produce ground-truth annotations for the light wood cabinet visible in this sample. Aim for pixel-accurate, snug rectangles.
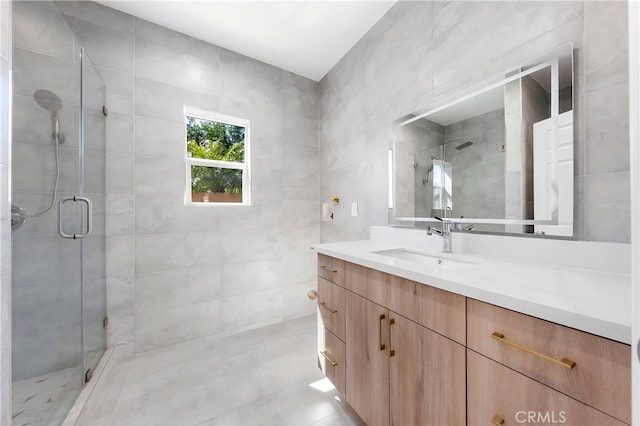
[346,292,389,425]
[389,314,465,426]
[468,350,625,426]
[467,299,631,423]
[344,263,466,426]
[316,255,631,426]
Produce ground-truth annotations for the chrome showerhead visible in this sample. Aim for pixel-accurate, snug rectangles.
[455,141,473,150]
[33,89,65,143]
[33,89,62,113]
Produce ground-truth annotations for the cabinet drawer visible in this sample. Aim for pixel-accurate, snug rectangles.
[318,254,345,287]
[387,274,465,344]
[318,328,346,395]
[318,277,345,341]
[467,299,630,423]
[468,350,625,426]
[346,263,465,343]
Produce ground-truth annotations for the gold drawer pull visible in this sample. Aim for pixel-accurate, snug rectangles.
[491,415,504,425]
[319,302,337,314]
[320,350,338,366]
[491,332,576,369]
[379,314,386,351]
[321,265,338,273]
[388,317,395,357]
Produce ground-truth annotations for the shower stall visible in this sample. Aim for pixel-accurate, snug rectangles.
[11,1,106,424]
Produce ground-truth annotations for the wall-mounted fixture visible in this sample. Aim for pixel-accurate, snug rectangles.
[322,195,340,221]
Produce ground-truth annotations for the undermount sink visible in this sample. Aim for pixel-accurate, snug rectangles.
[372,248,480,271]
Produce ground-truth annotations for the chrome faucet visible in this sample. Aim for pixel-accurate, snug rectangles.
[426,217,453,253]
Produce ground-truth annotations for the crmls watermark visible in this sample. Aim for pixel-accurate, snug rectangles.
[515,411,567,424]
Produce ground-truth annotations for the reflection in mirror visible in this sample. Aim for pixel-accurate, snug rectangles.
[392,45,574,237]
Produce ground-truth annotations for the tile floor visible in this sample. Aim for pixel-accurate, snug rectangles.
[12,367,83,426]
[84,314,362,425]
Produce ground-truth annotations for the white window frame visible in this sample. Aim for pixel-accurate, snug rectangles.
[184,106,251,206]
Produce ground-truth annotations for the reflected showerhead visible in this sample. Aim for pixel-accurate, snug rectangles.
[34,89,62,113]
[455,141,473,150]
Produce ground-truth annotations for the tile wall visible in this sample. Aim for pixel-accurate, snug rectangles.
[0,0,12,422]
[319,1,630,243]
[54,1,320,356]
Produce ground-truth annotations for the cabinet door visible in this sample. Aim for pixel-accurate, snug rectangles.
[346,291,389,426]
[467,349,625,426]
[389,314,466,426]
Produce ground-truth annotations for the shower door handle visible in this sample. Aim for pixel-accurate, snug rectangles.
[59,196,93,239]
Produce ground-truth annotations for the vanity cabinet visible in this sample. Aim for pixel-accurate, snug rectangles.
[344,262,466,425]
[467,299,631,424]
[315,255,631,426]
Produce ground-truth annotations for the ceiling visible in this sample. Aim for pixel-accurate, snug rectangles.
[97,1,396,82]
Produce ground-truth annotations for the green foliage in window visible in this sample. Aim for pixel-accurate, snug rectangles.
[187,116,245,194]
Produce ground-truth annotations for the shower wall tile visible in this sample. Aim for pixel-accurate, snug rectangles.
[134,156,183,196]
[12,48,76,104]
[220,49,283,114]
[12,281,80,335]
[135,37,220,96]
[105,151,133,194]
[63,14,133,74]
[134,300,221,353]
[134,232,221,275]
[105,111,134,154]
[220,259,282,298]
[135,77,220,124]
[134,267,220,313]
[99,67,134,116]
[221,289,282,333]
[38,1,320,357]
[135,18,220,61]
[13,1,75,60]
[54,0,133,34]
[134,195,221,234]
[105,194,133,236]
[12,324,81,381]
[134,115,184,159]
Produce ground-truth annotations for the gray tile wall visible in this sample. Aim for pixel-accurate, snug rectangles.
[56,1,319,355]
[319,1,630,243]
[0,0,12,421]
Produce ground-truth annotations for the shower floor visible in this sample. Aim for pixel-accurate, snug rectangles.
[82,314,361,425]
[12,366,83,426]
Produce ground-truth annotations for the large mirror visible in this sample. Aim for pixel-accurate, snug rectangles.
[392,44,574,236]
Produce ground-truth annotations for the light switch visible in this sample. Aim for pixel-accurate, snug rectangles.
[351,202,358,216]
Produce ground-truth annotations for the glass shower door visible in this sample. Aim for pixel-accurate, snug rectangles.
[11,1,106,424]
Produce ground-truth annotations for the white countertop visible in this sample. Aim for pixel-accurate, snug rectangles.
[312,238,632,344]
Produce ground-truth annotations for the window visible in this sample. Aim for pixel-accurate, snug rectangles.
[184,107,250,205]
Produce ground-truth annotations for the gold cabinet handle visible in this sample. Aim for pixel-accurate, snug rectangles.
[319,302,337,314]
[320,350,338,366]
[321,265,338,273]
[491,332,576,369]
[388,318,395,357]
[379,314,386,350]
[491,415,504,425]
